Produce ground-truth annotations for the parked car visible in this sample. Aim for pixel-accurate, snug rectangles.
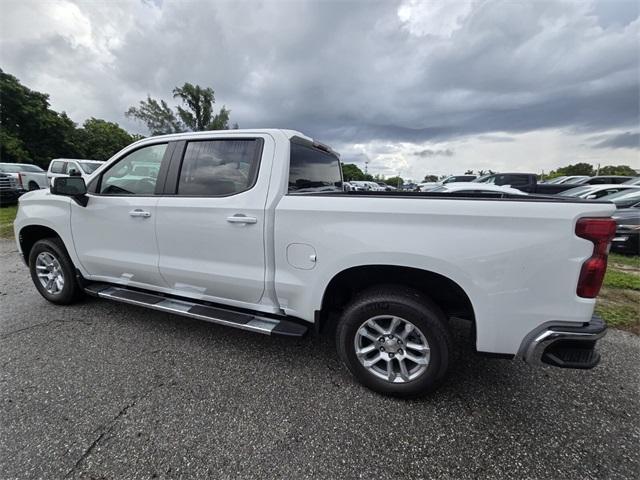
[599,189,640,209]
[473,173,635,194]
[417,175,478,192]
[0,163,48,191]
[623,177,640,185]
[572,176,634,185]
[611,206,640,255]
[47,158,104,185]
[0,172,20,206]
[559,184,640,199]
[15,129,615,397]
[428,183,527,196]
[471,173,576,194]
[543,176,590,184]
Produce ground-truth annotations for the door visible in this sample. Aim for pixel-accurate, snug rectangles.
[71,142,170,288]
[155,137,268,304]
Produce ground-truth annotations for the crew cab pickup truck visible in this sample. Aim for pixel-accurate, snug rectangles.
[0,163,49,192]
[14,129,617,397]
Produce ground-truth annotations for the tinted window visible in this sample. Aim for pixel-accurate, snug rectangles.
[176,139,261,196]
[100,144,167,195]
[50,161,67,174]
[289,142,342,193]
[502,175,530,186]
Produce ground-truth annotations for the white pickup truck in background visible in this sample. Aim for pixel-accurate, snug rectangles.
[0,162,49,191]
[14,129,616,396]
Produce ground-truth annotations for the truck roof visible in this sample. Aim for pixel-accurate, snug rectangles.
[135,129,312,144]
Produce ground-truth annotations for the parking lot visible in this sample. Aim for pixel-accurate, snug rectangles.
[0,238,638,479]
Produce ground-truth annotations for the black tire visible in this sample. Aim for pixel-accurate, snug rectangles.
[28,181,40,191]
[28,238,82,305]
[336,285,453,398]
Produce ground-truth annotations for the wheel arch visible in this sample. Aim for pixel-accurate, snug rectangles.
[318,264,476,333]
[18,225,65,265]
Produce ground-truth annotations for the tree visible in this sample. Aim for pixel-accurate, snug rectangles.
[126,82,234,135]
[598,165,637,176]
[464,169,474,175]
[385,176,404,187]
[0,69,80,167]
[423,175,438,182]
[125,96,184,135]
[549,163,594,178]
[341,163,366,181]
[173,83,231,131]
[74,118,142,160]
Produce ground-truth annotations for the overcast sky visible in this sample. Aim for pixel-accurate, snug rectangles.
[1,0,638,180]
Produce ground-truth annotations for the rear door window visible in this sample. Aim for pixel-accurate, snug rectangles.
[176,139,262,196]
[288,142,342,193]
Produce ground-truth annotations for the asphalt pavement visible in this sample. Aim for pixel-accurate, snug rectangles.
[0,239,638,479]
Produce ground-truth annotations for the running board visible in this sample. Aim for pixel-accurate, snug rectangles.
[84,283,308,337]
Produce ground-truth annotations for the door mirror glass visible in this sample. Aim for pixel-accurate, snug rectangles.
[51,176,87,196]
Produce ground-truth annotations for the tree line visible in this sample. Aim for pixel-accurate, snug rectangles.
[0,69,234,169]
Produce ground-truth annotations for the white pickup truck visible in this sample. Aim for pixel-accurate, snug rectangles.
[14,129,616,397]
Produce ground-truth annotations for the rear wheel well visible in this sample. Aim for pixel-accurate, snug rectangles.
[19,226,63,265]
[319,265,475,332]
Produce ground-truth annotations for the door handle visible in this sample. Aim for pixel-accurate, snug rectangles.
[226,214,257,224]
[129,209,152,218]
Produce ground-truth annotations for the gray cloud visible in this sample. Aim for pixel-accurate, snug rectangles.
[591,131,640,149]
[413,149,454,157]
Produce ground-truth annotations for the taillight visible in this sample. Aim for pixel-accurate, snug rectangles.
[575,218,616,298]
[17,173,23,187]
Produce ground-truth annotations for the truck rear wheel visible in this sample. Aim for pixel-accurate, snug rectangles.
[28,238,82,305]
[336,285,452,397]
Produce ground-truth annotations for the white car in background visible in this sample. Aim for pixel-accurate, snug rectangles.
[418,175,477,192]
[350,181,385,191]
[0,163,49,191]
[428,182,527,195]
[47,159,103,185]
[559,184,640,200]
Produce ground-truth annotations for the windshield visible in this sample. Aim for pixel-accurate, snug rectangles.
[78,161,102,174]
[564,176,589,184]
[472,175,494,184]
[600,189,640,207]
[559,186,595,197]
[546,177,566,184]
[0,163,44,173]
[288,141,342,193]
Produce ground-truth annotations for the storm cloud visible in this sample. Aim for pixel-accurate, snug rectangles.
[1,0,638,178]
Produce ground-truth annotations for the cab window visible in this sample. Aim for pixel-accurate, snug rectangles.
[177,139,262,196]
[50,161,67,174]
[99,144,167,195]
[288,141,342,193]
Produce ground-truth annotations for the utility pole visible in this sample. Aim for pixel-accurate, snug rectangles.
[364,160,369,176]
[596,163,600,176]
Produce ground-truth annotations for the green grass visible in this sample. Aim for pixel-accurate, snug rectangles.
[609,253,640,268]
[603,268,640,291]
[596,302,639,331]
[0,205,17,238]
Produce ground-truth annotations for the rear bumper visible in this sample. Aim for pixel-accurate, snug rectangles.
[520,315,607,369]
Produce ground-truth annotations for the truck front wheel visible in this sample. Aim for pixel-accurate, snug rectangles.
[28,238,82,305]
[336,285,453,397]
